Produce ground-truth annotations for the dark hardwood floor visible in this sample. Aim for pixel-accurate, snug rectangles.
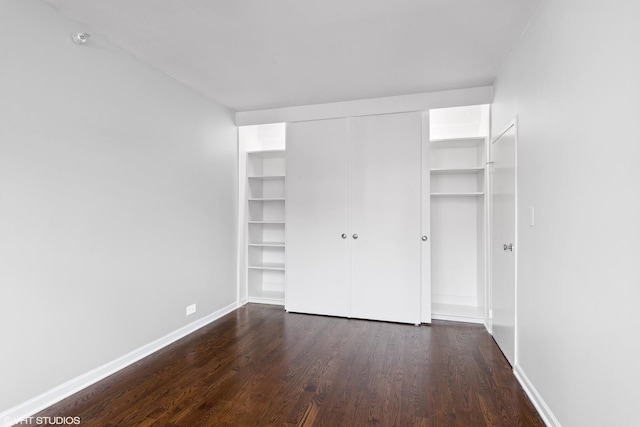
[28,304,543,426]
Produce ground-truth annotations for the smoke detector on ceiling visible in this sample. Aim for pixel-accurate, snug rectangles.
[72,33,91,45]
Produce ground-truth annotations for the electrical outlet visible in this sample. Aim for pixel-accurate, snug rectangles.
[489,309,493,319]
[186,304,196,316]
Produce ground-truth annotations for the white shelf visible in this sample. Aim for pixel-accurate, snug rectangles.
[248,220,285,224]
[248,262,285,271]
[248,175,286,180]
[248,242,285,247]
[432,303,484,324]
[248,198,286,201]
[430,137,486,149]
[430,167,484,175]
[431,192,484,197]
[246,149,286,159]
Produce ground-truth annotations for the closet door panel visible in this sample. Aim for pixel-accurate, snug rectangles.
[350,113,422,324]
[286,119,351,317]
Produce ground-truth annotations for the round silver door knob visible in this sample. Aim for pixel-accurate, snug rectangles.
[421,236,428,241]
[352,234,358,239]
[341,234,347,239]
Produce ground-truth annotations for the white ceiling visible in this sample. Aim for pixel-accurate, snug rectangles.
[42,0,541,112]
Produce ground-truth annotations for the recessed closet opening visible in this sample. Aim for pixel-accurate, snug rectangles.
[428,105,490,324]
[238,123,286,306]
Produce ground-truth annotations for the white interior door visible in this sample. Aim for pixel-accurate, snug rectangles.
[286,119,351,317]
[491,119,517,365]
[350,113,422,324]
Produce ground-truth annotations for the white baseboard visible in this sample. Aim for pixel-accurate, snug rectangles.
[432,293,478,307]
[513,363,561,427]
[247,297,285,306]
[431,313,484,324]
[0,301,238,427]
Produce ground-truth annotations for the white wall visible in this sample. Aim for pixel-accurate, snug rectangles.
[492,1,640,426]
[0,0,237,413]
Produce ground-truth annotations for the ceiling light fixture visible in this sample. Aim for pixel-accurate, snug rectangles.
[72,32,91,45]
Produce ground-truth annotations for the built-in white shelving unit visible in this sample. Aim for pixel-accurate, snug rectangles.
[429,132,487,324]
[246,149,286,305]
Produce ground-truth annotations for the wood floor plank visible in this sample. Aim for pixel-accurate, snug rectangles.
[26,304,544,426]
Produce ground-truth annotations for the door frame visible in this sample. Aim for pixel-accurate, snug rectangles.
[421,111,431,324]
[488,116,518,363]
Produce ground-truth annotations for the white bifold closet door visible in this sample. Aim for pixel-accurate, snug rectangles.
[286,118,351,317]
[350,114,422,324]
[286,113,422,324]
